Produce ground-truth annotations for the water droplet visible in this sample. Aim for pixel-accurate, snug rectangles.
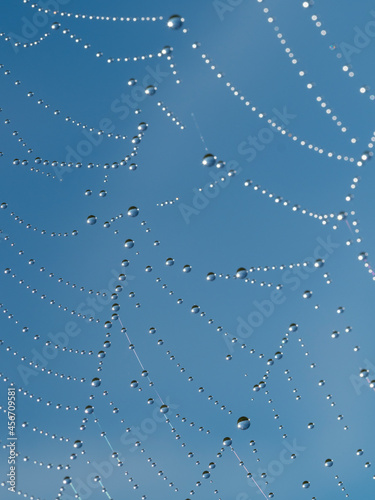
[145,85,157,96]
[167,14,184,30]
[125,239,134,249]
[51,22,61,30]
[202,471,210,479]
[160,404,169,414]
[237,416,251,430]
[127,206,139,217]
[165,258,175,266]
[202,154,217,167]
[325,459,333,467]
[223,437,232,447]
[138,122,148,131]
[183,265,192,273]
[191,305,200,314]
[91,378,101,387]
[302,481,310,489]
[236,268,248,279]
[206,272,216,281]
[314,259,324,268]
[162,45,173,55]
[303,290,312,299]
[358,252,368,261]
[87,215,97,225]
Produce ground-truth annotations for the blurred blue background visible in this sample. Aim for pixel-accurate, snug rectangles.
[0,0,375,499]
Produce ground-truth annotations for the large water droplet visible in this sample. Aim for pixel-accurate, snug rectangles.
[237,416,251,430]
[87,215,97,225]
[127,206,139,217]
[223,437,232,447]
[236,268,248,279]
[167,14,184,30]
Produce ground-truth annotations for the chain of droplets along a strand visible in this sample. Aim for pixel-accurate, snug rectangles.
[6,120,142,169]
[1,106,144,170]
[9,148,140,183]
[0,29,51,49]
[0,202,78,237]
[191,42,357,163]
[345,212,375,282]
[337,206,375,281]
[0,297,107,355]
[0,381,83,411]
[246,324,299,393]
[156,101,185,129]
[20,421,75,446]
[150,257,303,359]
[116,314,220,497]
[93,416,181,495]
[156,255,276,288]
[15,450,73,472]
[0,482,47,500]
[156,340,233,415]
[258,1,355,137]
[243,179,340,224]
[0,232,132,298]
[156,145,367,210]
[82,326,193,498]
[54,337,127,500]
[0,341,85,384]
[72,417,148,498]
[295,334,351,432]
[0,64,130,140]
[206,260,311,283]
[101,217,231,338]
[302,3,374,103]
[58,26,169,65]
[1,110,33,152]
[27,1,165,23]
[2,267,106,324]
[228,442,270,499]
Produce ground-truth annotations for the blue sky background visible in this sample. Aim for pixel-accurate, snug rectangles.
[1,0,375,499]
